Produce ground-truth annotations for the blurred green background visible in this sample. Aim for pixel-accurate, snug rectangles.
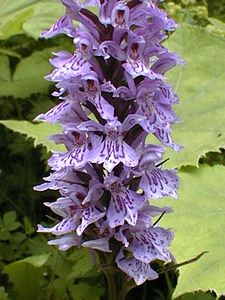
[0,0,225,299]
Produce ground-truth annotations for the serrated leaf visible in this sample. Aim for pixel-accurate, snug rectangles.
[0,120,64,152]
[0,49,54,98]
[175,290,217,300]
[4,254,49,300]
[160,165,225,297]
[163,24,225,168]
[0,0,63,40]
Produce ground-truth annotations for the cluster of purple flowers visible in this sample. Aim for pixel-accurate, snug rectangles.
[35,0,181,285]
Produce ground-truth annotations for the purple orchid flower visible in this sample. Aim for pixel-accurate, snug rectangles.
[36,0,182,291]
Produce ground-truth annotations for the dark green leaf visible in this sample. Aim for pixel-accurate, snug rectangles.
[4,254,49,300]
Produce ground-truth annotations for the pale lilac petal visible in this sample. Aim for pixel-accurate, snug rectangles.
[99,41,126,60]
[123,60,163,80]
[116,252,158,285]
[131,227,173,263]
[48,234,81,250]
[114,226,129,247]
[121,142,139,168]
[34,101,85,124]
[122,114,146,131]
[82,237,112,252]
[48,145,89,170]
[76,206,105,236]
[41,15,75,38]
[138,144,166,167]
[37,217,78,236]
[140,168,179,200]
[92,94,115,121]
[50,51,73,68]
[107,190,146,228]
[46,56,91,82]
[82,182,104,204]
[34,182,59,191]
[78,120,104,132]
[44,196,81,218]
[89,137,139,172]
[154,124,181,151]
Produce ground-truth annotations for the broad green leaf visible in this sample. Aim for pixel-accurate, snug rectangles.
[0,49,54,98]
[163,24,225,168]
[68,249,94,279]
[0,120,64,152]
[3,211,20,231]
[0,287,10,300]
[69,283,103,300]
[0,55,11,82]
[11,254,50,268]
[52,278,73,300]
[4,254,49,300]
[208,18,225,33]
[175,290,217,300]
[0,0,63,40]
[160,165,225,297]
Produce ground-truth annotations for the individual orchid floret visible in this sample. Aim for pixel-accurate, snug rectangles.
[47,129,90,171]
[80,71,116,121]
[130,226,174,263]
[78,117,143,172]
[48,233,82,251]
[104,174,147,228]
[123,33,164,80]
[111,1,130,28]
[134,145,180,200]
[45,50,91,82]
[136,81,178,132]
[41,15,76,38]
[34,100,87,124]
[116,250,159,286]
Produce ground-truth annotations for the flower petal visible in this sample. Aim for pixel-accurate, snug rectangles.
[116,252,158,285]
[140,168,179,199]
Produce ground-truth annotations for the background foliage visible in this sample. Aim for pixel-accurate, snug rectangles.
[0,0,225,299]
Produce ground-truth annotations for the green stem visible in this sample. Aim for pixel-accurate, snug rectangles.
[103,267,118,300]
[103,266,136,300]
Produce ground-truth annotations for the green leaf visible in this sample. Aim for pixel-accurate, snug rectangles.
[15,254,50,267]
[0,55,11,82]
[3,211,20,231]
[160,165,225,297]
[69,283,103,300]
[175,290,217,300]
[4,254,49,300]
[0,231,11,241]
[0,49,54,98]
[68,249,94,279]
[0,0,63,40]
[0,120,64,152]
[0,287,10,300]
[52,278,73,300]
[163,24,225,168]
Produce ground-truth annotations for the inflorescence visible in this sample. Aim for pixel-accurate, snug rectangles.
[35,0,182,285]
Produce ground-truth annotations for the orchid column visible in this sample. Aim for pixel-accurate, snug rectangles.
[35,0,181,299]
